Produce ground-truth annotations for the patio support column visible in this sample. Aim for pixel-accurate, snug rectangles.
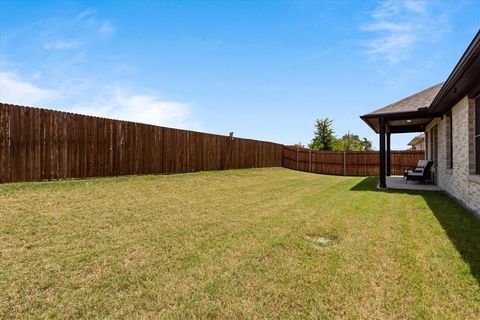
[386,132,391,176]
[379,117,387,188]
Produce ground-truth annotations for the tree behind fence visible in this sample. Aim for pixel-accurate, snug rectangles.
[283,146,425,176]
[0,104,283,183]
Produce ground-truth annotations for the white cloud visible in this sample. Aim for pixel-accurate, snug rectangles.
[0,71,59,106]
[73,8,114,35]
[361,21,412,33]
[361,0,450,63]
[404,0,427,13]
[75,8,97,22]
[366,33,416,56]
[29,8,114,53]
[99,21,114,35]
[71,89,196,129]
[1,7,195,131]
[32,72,42,80]
[0,71,198,130]
[371,0,402,18]
[44,39,83,50]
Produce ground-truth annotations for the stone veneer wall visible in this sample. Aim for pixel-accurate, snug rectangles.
[425,96,480,216]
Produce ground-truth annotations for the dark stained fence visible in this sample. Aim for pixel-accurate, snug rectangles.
[0,104,284,183]
[283,146,425,176]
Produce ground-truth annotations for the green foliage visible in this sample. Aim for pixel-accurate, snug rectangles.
[309,119,373,151]
[342,133,362,151]
[331,137,344,151]
[335,132,373,151]
[293,142,305,148]
[361,137,373,151]
[308,118,335,150]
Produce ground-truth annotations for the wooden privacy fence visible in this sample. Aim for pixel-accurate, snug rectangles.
[0,104,283,183]
[0,103,427,183]
[283,146,425,176]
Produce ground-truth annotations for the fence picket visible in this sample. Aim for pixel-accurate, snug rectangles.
[0,103,284,182]
[283,146,425,176]
[0,104,426,183]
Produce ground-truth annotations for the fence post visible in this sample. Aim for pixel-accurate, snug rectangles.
[343,151,346,176]
[296,147,299,171]
[309,149,312,172]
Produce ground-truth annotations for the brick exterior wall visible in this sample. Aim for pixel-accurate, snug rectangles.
[425,96,480,216]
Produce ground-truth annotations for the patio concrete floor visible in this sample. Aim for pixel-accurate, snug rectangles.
[381,175,442,191]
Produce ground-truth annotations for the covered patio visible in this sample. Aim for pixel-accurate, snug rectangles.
[385,176,441,191]
[361,83,444,189]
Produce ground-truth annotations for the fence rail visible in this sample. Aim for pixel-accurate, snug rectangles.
[0,104,427,183]
[0,104,283,183]
[282,146,425,176]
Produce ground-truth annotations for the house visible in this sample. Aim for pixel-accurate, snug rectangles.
[407,134,425,151]
[361,30,480,216]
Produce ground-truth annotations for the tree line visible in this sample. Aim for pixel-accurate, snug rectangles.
[295,118,373,151]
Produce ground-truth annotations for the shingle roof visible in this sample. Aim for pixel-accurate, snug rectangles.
[407,134,425,146]
[364,82,444,117]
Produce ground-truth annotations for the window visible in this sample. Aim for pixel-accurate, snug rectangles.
[476,97,480,174]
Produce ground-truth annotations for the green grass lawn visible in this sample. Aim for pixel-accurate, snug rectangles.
[1,168,479,319]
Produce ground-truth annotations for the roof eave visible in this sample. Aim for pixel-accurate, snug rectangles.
[361,110,442,120]
[360,115,379,134]
[429,29,480,113]
[360,110,442,134]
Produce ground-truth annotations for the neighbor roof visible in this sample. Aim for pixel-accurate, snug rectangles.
[407,134,425,146]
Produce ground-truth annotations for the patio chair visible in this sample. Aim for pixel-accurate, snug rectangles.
[404,160,434,183]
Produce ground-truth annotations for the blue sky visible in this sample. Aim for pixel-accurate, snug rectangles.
[1,0,479,149]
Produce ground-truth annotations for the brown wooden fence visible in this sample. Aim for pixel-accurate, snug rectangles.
[0,104,284,183]
[283,146,425,176]
[0,103,427,183]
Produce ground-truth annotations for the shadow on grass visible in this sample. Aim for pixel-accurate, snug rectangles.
[351,177,480,286]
